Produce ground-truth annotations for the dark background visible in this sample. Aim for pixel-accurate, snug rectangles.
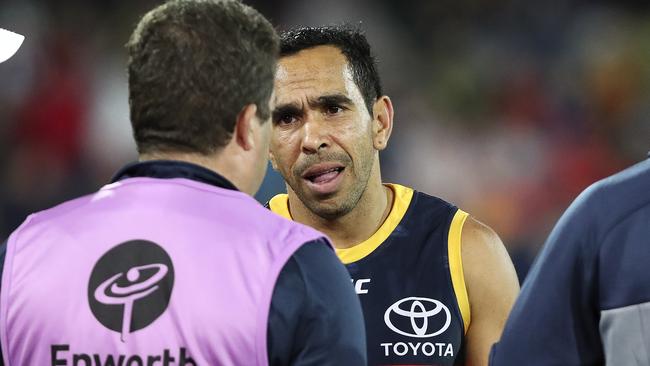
[1,0,649,280]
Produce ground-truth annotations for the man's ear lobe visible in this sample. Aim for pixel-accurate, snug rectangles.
[269,151,278,171]
[372,96,394,150]
[234,104,258,151]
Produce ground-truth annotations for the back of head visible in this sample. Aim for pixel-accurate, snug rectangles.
[127,0,279,156]
[279,25,382,115]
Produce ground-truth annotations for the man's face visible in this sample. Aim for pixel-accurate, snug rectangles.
[270,45,376,219]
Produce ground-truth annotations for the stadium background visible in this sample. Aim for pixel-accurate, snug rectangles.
[1,0,649,280]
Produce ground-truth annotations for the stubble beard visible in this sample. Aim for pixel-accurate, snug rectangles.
[291,150,375,221]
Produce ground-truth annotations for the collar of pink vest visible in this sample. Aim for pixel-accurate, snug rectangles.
[111,160,240,192]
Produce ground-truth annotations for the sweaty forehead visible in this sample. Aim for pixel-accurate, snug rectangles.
[275,45,359,105]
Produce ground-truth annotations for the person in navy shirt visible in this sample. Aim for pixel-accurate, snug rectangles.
[491,157,650,365]
[268,25,520,366]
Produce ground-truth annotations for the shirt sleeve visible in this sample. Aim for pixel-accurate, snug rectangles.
[267,238,366,366]
[0,239,5,291]
[489,189,603,365]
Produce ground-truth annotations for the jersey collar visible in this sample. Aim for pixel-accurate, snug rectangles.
[111,160,239,191]
[268,184,414,264]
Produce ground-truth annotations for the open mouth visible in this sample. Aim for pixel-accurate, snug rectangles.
[300,163,346,195]
[304,166,345,184]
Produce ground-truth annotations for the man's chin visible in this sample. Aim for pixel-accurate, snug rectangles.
[304,197,353,220]
[289,183,352,219]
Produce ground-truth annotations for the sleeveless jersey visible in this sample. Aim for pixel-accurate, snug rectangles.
[269,183,470,366]
[0,177,324,366]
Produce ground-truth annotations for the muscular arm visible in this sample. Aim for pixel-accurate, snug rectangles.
[461,218,519,366]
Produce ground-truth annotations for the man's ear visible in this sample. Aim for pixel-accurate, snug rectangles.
[234,104,258,151]
[269,150,278,171]
[372,96,394,150]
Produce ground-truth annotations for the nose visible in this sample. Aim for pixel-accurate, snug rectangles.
[301,117,330,154]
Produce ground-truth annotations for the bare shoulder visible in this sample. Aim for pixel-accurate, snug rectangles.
[460,216,520,366]
[461,216,518,283]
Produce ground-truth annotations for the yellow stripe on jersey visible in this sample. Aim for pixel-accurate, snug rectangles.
[268,194,292,220]
[448,209,470,334]
[267,184,414,264]
[335,184,413,264]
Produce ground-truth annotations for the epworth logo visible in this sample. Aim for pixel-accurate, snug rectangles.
[384,297,451,338]
[88,240,175,342]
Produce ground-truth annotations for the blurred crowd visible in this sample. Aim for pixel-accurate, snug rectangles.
[1,0,649,280]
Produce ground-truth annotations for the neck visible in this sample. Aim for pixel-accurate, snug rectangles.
[288,157,394,249]
[139,150,248,193]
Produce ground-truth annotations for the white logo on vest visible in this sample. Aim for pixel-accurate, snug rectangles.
[88,240,175,342]
[94,263,169,342]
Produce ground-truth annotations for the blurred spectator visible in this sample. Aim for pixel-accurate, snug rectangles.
[1,0,648,281]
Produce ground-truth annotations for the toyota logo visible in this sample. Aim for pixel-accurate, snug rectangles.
[384,297,451,338]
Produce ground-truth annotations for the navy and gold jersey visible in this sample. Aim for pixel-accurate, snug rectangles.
[269,184,470,366]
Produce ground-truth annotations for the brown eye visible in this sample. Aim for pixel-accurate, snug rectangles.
[275,114,297,125]
[326,106,343,115]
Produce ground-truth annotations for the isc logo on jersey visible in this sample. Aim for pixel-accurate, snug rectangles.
[381,297,454,358]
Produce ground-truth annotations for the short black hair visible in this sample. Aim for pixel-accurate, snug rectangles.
[127,0,279,155]
[280,25,382,115]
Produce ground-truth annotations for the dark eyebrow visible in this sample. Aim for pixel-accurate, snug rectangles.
[272,93,354,120]
[272,102,303,121]
[309,94,353,109]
